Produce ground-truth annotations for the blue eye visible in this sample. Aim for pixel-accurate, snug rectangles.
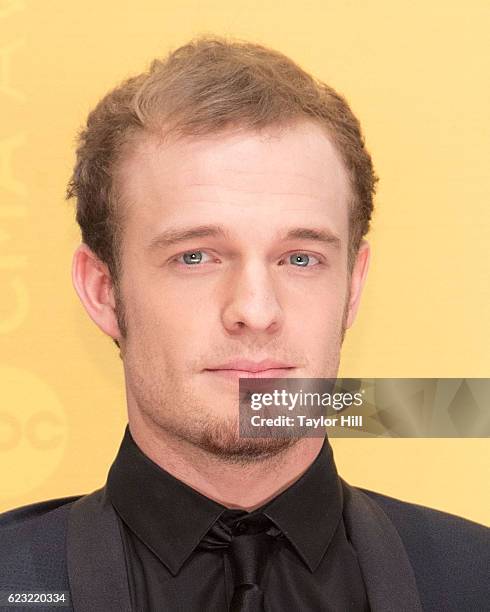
[180,250,206,265]
[289,253,318,267]
[175,250,320,268]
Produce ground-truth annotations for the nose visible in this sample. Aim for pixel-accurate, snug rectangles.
[221,258,284,337]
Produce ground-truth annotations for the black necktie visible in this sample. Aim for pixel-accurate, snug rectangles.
[198,510,281,611]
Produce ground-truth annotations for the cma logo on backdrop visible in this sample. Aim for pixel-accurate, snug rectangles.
[0,365,67,499]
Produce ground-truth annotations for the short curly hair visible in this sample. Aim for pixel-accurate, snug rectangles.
[66,35,378,348]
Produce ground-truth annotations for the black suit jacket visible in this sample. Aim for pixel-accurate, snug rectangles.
[0,480,488,611]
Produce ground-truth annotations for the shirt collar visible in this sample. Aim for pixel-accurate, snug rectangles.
[106,424,342,576]
[260,435,343,572]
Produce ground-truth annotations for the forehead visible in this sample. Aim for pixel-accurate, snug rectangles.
[116,119,351,241]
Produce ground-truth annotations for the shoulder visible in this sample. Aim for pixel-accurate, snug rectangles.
[358,486,490,610]
[0,495,83,530]
[0,495,84,589]
[359,486,489,546]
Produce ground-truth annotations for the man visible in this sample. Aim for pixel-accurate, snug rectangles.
[0,36,488,612]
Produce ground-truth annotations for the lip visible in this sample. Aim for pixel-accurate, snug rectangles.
[205,367,295,380]
[205,358,295,372]
[203,359,297,380]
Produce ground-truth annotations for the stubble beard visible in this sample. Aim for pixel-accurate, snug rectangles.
[115,283,349,465]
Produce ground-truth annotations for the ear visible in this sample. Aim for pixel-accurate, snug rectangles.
[71,243,121,341]
[345,239,370,329]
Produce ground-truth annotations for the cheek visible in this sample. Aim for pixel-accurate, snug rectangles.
[290,293,346,357]
[292,303,344,343]
[288,275,347,323]
[127,283,209,351]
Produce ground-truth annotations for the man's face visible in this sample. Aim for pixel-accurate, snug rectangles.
[104,120,368,459]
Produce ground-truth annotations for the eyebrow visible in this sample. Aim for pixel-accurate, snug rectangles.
[283,227,341,249]
[146,225,230,251]
[146,224,341,251]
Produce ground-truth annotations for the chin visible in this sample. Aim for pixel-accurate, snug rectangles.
[193,416,299,464]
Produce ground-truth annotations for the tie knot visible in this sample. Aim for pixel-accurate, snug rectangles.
[223,509,275,537]
[198,510,282,550]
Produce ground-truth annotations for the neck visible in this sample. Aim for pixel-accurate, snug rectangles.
[128,414,325,511]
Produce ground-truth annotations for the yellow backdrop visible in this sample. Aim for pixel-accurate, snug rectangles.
[1,0,488,525]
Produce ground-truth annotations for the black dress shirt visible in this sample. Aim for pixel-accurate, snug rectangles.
[106,425,369,611]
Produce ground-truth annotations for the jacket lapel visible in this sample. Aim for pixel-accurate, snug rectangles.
[66,486,132,612]
[341,479,423,612]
